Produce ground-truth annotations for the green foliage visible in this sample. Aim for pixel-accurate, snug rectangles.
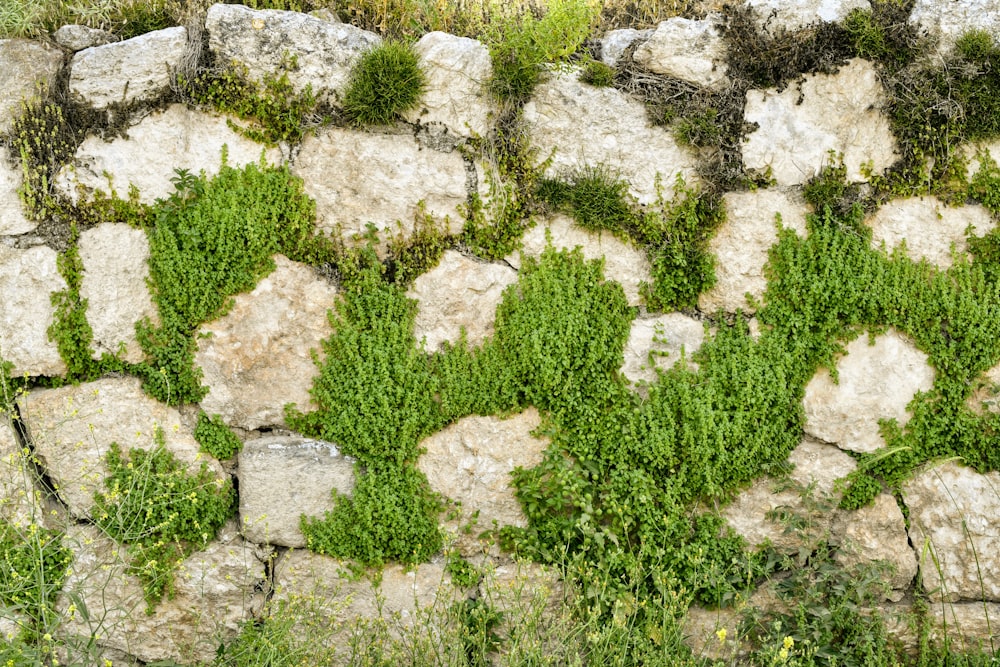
[7,97,76,221]
[385,205,452,287]
[342,40,426,126]
[538,165,636,236]
[93,437,235,610]
[48,227,99,379]
[0,521,72,636]
[194,412,243,460]
[580,59,616,87]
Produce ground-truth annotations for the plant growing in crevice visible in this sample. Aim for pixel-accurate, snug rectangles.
[342,40,426,127]
[194,412,243,461]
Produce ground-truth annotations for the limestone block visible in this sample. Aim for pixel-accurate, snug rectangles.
[903,461,1000,602]
[0,39,63,134]
[18,377,225,519]
[746,0,870,33]
[79,223,158,363]
[621,313,706,388]
[0,245,67,377]
[195,255,337,430]
[0,155,34,235]
[206,3,380,104]
[910,0,1000,56]
[238,436,355,548]
[0,419,43,526]
[523,70,700,205]
[868,197,995,270]
[802,330,934,453]
[403,32,494,138]
[927,601,1000,651]
[600,28,653,66]
[506,214,652,307]
[833,492,917,599]
[632,15,729,90]
[55,104,282,206]
[294,127,468,241]
[407,250,516,351]
[69,27,188,109]
[54,24,117,51]
[699,188,809,313]
[742,59,897,186]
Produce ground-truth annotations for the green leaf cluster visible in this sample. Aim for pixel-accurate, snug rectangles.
[0,521,71,635]
[194,412,243,461]
[342,40,426,126]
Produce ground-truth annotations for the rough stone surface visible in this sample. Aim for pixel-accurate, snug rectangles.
[632,16,729,90]
[903,461,1000,602]
[965,140,1000,181]
[0,245,67,377]
[833,492,917,599]
[0,419,43,526]
[79,223,158,363]
[0,156,35,235]
[600,28,653,66]
[69,27,188,109]
[239,436,355,548]
[18,377,225,518]
[57,521,268,664]
[910,0,1000,55]
[926,601,1000,650]
[868,197,995,270]
[0,39,64,134]
[746,0,871,33]
[742,59,897,186]
[802,330,935,453]
[403,32,494,138]
[54,24,117,51]
[506,214,652,307]
[195,255,337,431]
[294,128,468,242]
[418,409,547,531]
[56,104,282,206]
[206,3,380,104]
[407,250,516,351]
[699,188,809,313]
[523,70,700,205]
[621,313,706,388]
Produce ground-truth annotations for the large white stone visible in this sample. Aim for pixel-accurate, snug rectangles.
[403,32,494,138]
[600,28,653,66]
[632,16,729,90]
[833,492,917,599]
[0,39,63,134]
[910,0,1000,55]
[55,104,282,206]
[0,156,34,236]
[927,601,1000,651]
[699,188,809,313]
[868,198,995,270]
[742,59,897,186]
[621,313,706,388]
[195,255,337,431]
[903,461,1000,602]
[53,24,117,51]
[523,70,700,205]
[69,27,188,109]
[294,127,468,242]
[0,245,67,377]
[79,223,158,363]
[238,436,355,548]
[407,250,516,351]
[803,330,935,453]
[746,0,871,33]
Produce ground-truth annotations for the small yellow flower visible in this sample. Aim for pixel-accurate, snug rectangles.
[716,628,727,643]
[778,648,789,661]
[783,636,794,650]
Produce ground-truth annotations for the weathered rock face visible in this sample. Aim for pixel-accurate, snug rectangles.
[506,214,652,307]
[903,461,1000,602]
[57,521,268,664]
[833,492,917,600]
[621,313,706,388]
[407,250,516,351]
[239,435,355,548]
[0,156,34,236]
[523,70,700,205]
[18,377,224,518]
[632,16,729,90]
[206,3,380,104]
[53,24,117,51]
[965,141,1000,181]
[600,28,653,66]
[868,198,995,270]
[418,409,548,534]
[294,128,468,242]
[0,245,67,377]
[699,188,809,313]
[0,419,43,526]
[403,32,494,138]
[910,0,1000,55]
[746,0,871,33]
[742,59,897,186]
[195,255,337,431]
[802,330,935,453]
[926,601,1000,651]
[0,39,64,134]
[79,223,158,363]
[69,27,188,109]
[55,104,283,206]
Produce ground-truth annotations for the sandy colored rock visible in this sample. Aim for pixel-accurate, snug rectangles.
[965,140,1000,181]
[742,59,896,186]
[601,28,653,66]
[79,223,158,363]
[746,0,870,33]
[0,155,34,235]
[621,313,706,388]
[833,492,917,599]
[910,0,1000,55]
[506,214,652,307]
[56,104,282,206]
[407,250,516,351]
[903,461,1000,602]
[69,27,188,109]
[632,15,729,90]
[926,601,1000,651]
[0,419,44,527]
[699,188,809,313]
[523,70,700,205]
[802,330,934,453]
[868,197,995,270]
[195,255,337,431]
[0,245,67,377]
[0,39,63,134]
[18,377,224,518]
[54,24,117,51]
[239,436,355,548]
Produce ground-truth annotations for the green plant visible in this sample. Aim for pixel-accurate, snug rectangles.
[385,204,452,287]
[194,412,243,460]
[0,520,72,640]
[580,59,616,87]
[8,97,76,221]
[538,164,637,237]
[342,40,426,126]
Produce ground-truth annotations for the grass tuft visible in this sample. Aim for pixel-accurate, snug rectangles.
[342,40,426,126]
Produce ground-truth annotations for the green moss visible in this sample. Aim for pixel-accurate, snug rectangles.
[194,412,243,461]
[384,205,452,287]
[580,59,616,87]
[342,40,426,127]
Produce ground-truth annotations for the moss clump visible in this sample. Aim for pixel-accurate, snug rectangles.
[342,40,426,126]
